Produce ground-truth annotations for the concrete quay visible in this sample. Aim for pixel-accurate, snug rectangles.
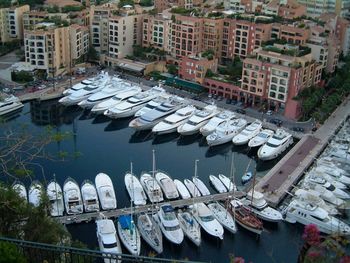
[255,96,350,207]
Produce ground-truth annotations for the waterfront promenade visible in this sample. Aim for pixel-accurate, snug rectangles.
[255,96,350,207]
[56,191,244,225]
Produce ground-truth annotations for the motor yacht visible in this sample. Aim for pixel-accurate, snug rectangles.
[184,179,201,197]
[95,173,117,210]
[192,177,210,196]
[200,110,236,136]
[177,105,219,136]
[174,179,191,200]
[206,118,247,146]
[124,173,147,206]
[140,173,164,203]
[303,182,345,207]
[307,170,347,190]
[129,97,187,130]
[91,87,142,115]
[209,175,227,193]
[134,95,170,117]
[208,202,237,234]
[152,105,196,135]
[59,84,104,106]
[137,213,163,254]
[12,181,27,201]
[192,203,224,239]
[284,199,350,235]
[177,210,201,246]
[47,180,64,216]
[314,166,350,186]
[218,174,236,192]
[258,129,293,161]
[81,180,100,212]
[248,129,274,148]
[28,181,42,207]
[240,191,283,222]
[232,120,262,145]
[103,87,165,119]
[294,189,338,216]
[117,215,141,256]
[78,80,128,109]
[0,95,24,116]
[63,177,83,215]
[153,204,184,244]
[96,215,122,263]
[228,199,263,235]
[304,178,350,200]
[155,171,179,200]
[64,71,109,95]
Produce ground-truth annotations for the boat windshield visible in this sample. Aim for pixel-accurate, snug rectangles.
[187,120,199,126]
[84,86,97,91]
[266,142,279,148]
[164,225,180,231]
[200,215,214,222]
[103,242,117,249]
[163,119,175,125]
[163,212,176,221]
[258,133,269,138]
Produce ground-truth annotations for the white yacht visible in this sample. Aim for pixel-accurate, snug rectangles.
[248,129,274,148]
[117,215,141,256]
[303,182,345,207]
[0,95,24,116]
[314,166,350,186]
[184,179,201,197]
[178,105,219,135]
[95,173,117,210]
[81,180,100,212]
[78,80,128,109]
[307,171,347,190]
[137,213,163,254]
[177,210,201,246]
[232,120,262,145]
[96,216,122,263]
[206,118,247,146]
[258,129,293,161]
[192,203,224,239]
[129,97,187,130]
[59,84,104,106]
[153,204,184,245]
[200,110,236,136]
[47,180,64,216]
[64,72,109,95]
[294,189,339,216]
[63,177,83,215]
[284,199,350,235]
[152,105,196,135]
[92,87,142,115]
[13,181,27,201]
[140,173,164,203]
[124,173,147,206]
[208,202,237,234]
[28,181,42,207]
[240,191,283,222]
[174,179,191,200]
[192,177,210,196]
[155,171,179,200]
[103,87,165,119]
[304,178,350,200]
[218,174,236,192]
[134,95,170,117]
[209,175,227,193]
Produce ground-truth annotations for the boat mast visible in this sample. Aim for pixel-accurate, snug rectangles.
[152,149,156,213]
[54,173,59,215]
[228,154,235,219]
[130,162,134,236]
[194,159,199,200]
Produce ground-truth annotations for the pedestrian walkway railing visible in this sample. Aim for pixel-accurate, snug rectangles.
[0,237,203,263]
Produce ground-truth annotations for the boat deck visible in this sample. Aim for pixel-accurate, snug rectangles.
[254,96,350,207]
[55,191,244,225]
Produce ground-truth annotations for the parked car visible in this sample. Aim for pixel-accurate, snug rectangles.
[208,93,213,98]
[236,101,243,107]
[217,96,223,101]
[266,110,273,115]
[226,98,232,104]
[269,118,283,126]
[236,109,246,114]
[231,100,237,105]
[213,94,218,99]
[292,127,305,132]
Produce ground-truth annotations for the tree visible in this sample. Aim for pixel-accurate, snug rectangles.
[0,241,26,263]
[86,46,99,62]
[166,64,178,75]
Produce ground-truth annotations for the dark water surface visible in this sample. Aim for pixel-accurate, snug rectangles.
[3,100,303,262]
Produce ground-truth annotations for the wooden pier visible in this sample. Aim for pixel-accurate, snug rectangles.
[254,96,350,208]
[56,191,245,225]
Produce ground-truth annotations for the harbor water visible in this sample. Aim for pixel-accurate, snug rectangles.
[1,100,304,262]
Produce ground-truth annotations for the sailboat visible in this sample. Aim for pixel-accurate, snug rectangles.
[47,178,64,216]
[124,163,147,206]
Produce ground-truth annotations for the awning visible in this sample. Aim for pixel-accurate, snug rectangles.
[165,77,205,92]
[119,215,132,229]
[117,63,144,73]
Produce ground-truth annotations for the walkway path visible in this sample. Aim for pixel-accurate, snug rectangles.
[254,96,350,207]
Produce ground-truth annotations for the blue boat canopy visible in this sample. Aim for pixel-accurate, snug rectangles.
[119,215,132,229]
[161,205,174,213]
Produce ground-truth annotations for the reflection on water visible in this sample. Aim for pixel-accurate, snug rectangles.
[30,100,65,126]
[104,119,131,132]
[78,109,95,120]
[152,133,180,145]
[129,130,154,143]
[177,134,201,146]
[198,136,208,147]
[0,109,22,123]
[205,143,233,158]
[92,115,110,124]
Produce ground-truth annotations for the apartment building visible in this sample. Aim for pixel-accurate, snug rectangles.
[202,18,224,58]
[142,15,172,52]
[70,24,89,62]
[90,3,118,54]
[221,17,272,60]
[263,0,306,19]
[23,11,69,30]
[24,23,71,77]
[224,0,246,13]
[240,44,322,119]
[297,0,350,18]
[6,5,30,40]
[271,23,309,45]
[0,8,9,43]
[103,14,143,65]
[179,55,218,84]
